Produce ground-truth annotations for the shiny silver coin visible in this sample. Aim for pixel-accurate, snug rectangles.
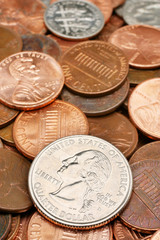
[123,0,160,28]
[28,135,133,229]
[44,0,105,40]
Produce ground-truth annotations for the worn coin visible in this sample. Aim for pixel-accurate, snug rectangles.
[28,135,133,229]
[151,230,160,240]
[108,25,160,69]
[6,215,20,240]
[0,51,64,110]
[61,41,129,96]
[0,214,11,240]
[0,122,15,146]
[0,149,32,213]
[0,103,19,128]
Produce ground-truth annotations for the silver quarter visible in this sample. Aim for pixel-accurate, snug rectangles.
[44,0,105,40]
[28,135,133,229]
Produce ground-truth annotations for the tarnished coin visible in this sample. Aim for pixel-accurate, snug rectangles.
[61,79,129,116]
[120,160,160,232]
[28,135,133,229]
[61,41,129,96]
[128,78,160,140]
[44,0,104,40]
[0,25,22,62]
[0,149,32,213]
[13,100,89,159]
[22,34,61,61]
[151,230,160,240]
[0,51,64,110]
[88,112,138,158]
[0,122,15,146]
[28,211,113,239]
[0,103,19,128]
[6,215,20,240]
[0,214,11,240]
[108,25,160,69]
[123,0,160,28]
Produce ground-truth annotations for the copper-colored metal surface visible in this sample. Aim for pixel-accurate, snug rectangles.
[6,215,20,240]
[108,25,160,69]
[61,41,129,96]
[123,87,134,110]
[112,0,125,8]
[13,100,89,159]
[0,149,32,213]
[0,103,19,128]
[3,143,20,154]
[120,160,160,232]
[0,51,64,110]
[0,139,3,148]
[151,230,160,240]
[0,214,11,240]
[0,0,47,35]
[22,34,61,62]
[0,122,15,146]
[128,78,160,140]
[0,25,22,61]
[88,112,138,158]
[129,141,160,164]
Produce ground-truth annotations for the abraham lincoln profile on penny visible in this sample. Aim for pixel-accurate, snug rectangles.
[50,150,111,213]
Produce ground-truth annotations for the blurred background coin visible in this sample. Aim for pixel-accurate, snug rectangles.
[0,214,11,240]
[0,103,19,129]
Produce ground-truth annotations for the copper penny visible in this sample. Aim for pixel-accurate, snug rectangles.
[6,215,20,240]
[0,25,22,62]
[128,78,160,140]
[61,79,129,116]
[13,100,89,159]
[129,141,160,164]
[151,230,160,240]
[61,41,129,96]
[112,0,125,8]
[0,139,3,148]
[88,112,138,158]
[0,149,32,213]
[120,160,160,232]
[28,211,113,239]
[0,0,47,35]
[0,214,11,240]
[108,25,160,69]
[0,103,19,128]
[0,51,64,110]
[122,87,134,110]
[0,122,15,146]
[22,34,61,62]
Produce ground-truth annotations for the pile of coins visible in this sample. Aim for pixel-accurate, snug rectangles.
[0,0,160,239]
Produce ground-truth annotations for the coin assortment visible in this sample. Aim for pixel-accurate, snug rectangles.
[0,0,159,239]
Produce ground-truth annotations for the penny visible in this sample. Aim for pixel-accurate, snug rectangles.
[122,87,134,110]
[13,100,89,159]
[112,0,125,8]
[22,34,61,62]
[28,135,133,229]
[0,139,3,148]
[0,214,11,240]
[28,211,113,239]
[6,215,20,240]
[0,0,47,35]
[38,0,51,7]
[108,25,160,69]
[0,149,32,213]
[123,0,160,28]
[0,122,15,146]
[61,41,129,96]
[128,78,160,140]
[3,143,20,154]
[61,79,129,116]
[120,160,160,232]
[129,141,160,164]
[0,51,64,110]
[44,0,105,40]
[151,230,160,240]
[0,25,22,62]
[0,103,19,128]
[88,112,138,158]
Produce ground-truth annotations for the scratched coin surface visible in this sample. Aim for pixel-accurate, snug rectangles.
[0,149,32,213]
[108,25,160,69]
[6,215,20,240]
[13,100,89,159]
[61,41,129,96]
[120,160,160,232]
[0,103,19,128]
[28,135,133,229]
[0,51,64,110]
[0,214,11,240]
[128,78,160,140]
[44,0,104,40]
[28,211,113,239]
[0,122,15,146]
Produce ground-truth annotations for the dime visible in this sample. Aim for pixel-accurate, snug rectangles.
[114,4,124,18]
[151,230,160,240]
[120,160,160,232]
[28,135,133,229]
[61,79,129,116]
[0,51,64,110]
[6,215,20,240]
[44,0,105,40]
[0,149,32,213]
[22,34,61,61]
[28,211,113,239]
[128,78,160,140]
[0,122,15,146]
[108,25,160,69]
[0,214,11,240]
[88,112,138,158]
[61,41,129,96]
[0,25,22,61]
[0,103,19,128]
[13,100,89,159]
